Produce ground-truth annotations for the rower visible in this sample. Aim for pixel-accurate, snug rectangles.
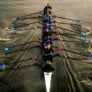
[43,44,54,65]
[42,35,53,46]
[42,28,52,39]
[43,3,52,15]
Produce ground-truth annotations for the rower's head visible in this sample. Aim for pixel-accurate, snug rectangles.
[44,44,48,49]
[47,3,49,6]
[47,3,52,9]
[44,28,49,32]
[47,35,51,39]
[47,60,52,65]
[47,44,51,49]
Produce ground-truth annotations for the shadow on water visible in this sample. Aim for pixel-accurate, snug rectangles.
[10,85,27,92]
[0,79,26,92]
[0,84,27,92]
[0,61,45,92]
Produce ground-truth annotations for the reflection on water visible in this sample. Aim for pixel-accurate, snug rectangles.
[0,0,92,28]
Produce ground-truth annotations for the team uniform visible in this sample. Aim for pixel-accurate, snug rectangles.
[41,37,53,46]
[42,30,52,39]
[43,47,54,63]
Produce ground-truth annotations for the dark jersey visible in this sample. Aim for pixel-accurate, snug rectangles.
[43,64,54,72]
[42,31,52,38]
[44,48,54,55]
[42,38,53,45]
[43,48,54,62]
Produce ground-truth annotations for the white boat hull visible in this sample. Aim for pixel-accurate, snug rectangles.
[44,72,52,92]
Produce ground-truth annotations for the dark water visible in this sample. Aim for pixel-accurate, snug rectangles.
[0,0,92,28]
